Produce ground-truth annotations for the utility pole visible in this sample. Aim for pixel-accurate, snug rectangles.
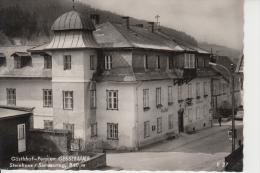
[155,15,160,30]
[231,64,236,152]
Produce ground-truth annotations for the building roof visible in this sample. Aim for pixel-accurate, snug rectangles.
[51,11,96,31]
[11,52,30,57]
[28,43,50,52]
[0,108,31,120]
[0,46,51,78]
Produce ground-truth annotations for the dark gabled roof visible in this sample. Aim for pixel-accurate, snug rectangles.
[0,107,31,120]
[51,11,96,31]
[11,52,30,57]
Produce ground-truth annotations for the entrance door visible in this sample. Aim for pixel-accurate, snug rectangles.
[178,111,184,133]
[17,124,26,153]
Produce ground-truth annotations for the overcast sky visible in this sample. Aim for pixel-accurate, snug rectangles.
[78,0,244,50]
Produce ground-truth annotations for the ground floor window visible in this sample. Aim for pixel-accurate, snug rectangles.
[44,120,53,130]
[107,123,118,140]
[169,114,174,129]
[144,121,150,138]
[203,105,207,117]
[91,123,97,137]
[157,117,162,133]
[196,107,200,119]
[63,123,74,139]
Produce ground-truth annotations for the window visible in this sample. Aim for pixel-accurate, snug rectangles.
[188,109,192,122]
[63,91,73,110]
[157,56,160,69]
[213,84,217,96]
[44,55,52,69]
[143,89,149,108]
[107,90,118,110]
[223,84,226,94]
[64,55,71,70]
[196,83,200,97]
[144,55,148,69]
[107,123,118,140]
[204,82,208,96]
[156,87,161,106]
[44,120,53,130]
[14,57,21,69]
[188,84,192,98]
[157,117,162,133]
[203,105,207,117]
[168,86,173,103]
[90,55,95,70]
[178,85,182,100]
[169,114,174,129]
[7,88,16,105]
[219,83,222,94]
[43,89,52,107]
[91,123,97,137]
[144,121,150,138]
[169,56,174,69]
[184,54,195,68]
[0,57,6,67]
[203,58,206,68]
[196,107,200,119]
[90,90,96,108]
[105,55,112,70]
[63,123,74,139]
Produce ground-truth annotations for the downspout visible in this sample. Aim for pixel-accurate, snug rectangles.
[135,81,143,149]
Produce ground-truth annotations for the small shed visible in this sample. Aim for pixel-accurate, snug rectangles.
[0,107,32,168]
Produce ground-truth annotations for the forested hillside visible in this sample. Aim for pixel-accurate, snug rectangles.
[0,0,198,46]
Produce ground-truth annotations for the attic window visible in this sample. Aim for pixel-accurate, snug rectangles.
[12,52,32,69]
[184,54,195,69]
[0,57,6,67]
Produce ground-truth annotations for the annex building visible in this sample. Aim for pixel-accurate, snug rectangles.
[0,10,228,150]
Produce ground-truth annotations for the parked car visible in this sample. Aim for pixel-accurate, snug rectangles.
[235,111,244,120]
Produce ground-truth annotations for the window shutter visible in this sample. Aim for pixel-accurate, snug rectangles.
[71,91,73,109]
[62,91,64,109]
[110,56,112,69]
[116,91,118,110]
[63,56,65,70]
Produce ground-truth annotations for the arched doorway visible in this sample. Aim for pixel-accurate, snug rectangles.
[178,108,184,133]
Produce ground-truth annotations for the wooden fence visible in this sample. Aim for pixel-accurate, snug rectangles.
[225,145,243,171]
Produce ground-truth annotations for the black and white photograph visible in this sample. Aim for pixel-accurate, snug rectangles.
[0,0,259,172]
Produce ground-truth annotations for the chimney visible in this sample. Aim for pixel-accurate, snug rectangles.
[122,16,130,29]
[90,14,100,25]
[136,24,144,27]
[148,22,155,32]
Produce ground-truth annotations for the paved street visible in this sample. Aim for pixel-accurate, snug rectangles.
[105,120,243,171]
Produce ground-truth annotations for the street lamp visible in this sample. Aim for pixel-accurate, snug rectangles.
[209,62,236,152]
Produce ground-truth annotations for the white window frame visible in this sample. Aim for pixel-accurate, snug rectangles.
[144,121,150,138]
[7,88,16,105]
[157,117,162,133]
[168,86,173,103]
[196,107,200,119]
[90,90,96,109]
[105,55,112,70]
[184,54,195,69]
[107,123,118,140]
[63,91,73,110]
[188,84,192,98]
[64,55,71,70]
[91,123,97,137]
[43,89,52,107]
[156,87,161,106]
[143,89,149,108]
[107,90,118,110]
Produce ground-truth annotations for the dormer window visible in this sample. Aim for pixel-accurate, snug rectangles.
[0,54,6,67]
[44,54,52,69]
[144,55,148,70]
[184,54,195,69]
[12,52,31,69]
